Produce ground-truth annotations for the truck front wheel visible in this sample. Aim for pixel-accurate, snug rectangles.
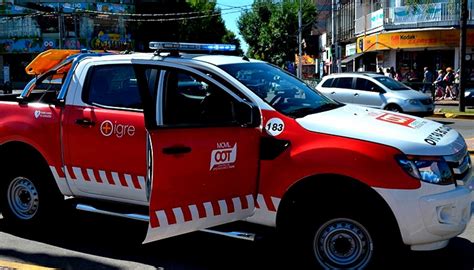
[0,163,64,227]
[312,217,373,269]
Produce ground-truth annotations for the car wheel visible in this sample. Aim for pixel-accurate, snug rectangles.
[385,104,403,113]
[0,162,64,227]
[312,217,373,269]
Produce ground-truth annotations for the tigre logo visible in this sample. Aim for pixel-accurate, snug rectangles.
[100,120,136,138]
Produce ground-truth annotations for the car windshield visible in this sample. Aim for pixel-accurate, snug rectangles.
[219,63,343,118]
[374,76,411,90]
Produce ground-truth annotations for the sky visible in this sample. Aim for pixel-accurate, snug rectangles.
[215,0,254,54]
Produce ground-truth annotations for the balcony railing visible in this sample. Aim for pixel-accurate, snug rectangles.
[386,2,460,25]
[356,2,474,35]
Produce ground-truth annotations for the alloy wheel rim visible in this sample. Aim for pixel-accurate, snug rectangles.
[7,177,39,220]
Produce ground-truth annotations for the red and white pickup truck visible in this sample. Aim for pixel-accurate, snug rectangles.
[0,44,472,269]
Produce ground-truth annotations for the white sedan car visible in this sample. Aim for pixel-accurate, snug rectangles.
[315,72,434,116]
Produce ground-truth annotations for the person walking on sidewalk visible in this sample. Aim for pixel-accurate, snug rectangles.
[422,67,434,94]
[433,69,446,100]
[443,67,455,100]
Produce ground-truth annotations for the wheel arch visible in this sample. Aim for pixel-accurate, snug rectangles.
[275,173,402,242]
[0,141,63,194]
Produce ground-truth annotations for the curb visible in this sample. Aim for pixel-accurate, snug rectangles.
[431,113,474,120]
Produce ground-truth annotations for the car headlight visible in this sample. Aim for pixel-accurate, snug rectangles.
[407,99,420,105]
[396,155,454,185]
[465,91,471,97]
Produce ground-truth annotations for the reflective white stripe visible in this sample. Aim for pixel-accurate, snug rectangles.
[271,197,281,211]
[87,169,97,183]
[145,194,256,244]
[256,194,267,210]
[172,207,185,224]
[137,176,146,189]
[189,204,200,221]
[156,210,169,227]
[204,202,214,217]
[63,166,73,180]
[218,200,228,214]
[246,194,255,209]
[111,172,122,187]
[124,174,135,189]
[232,197,242,211]
[72,167,82,180]
[49,166,64,180]
[98,170,109,184]
[49,166,71,196]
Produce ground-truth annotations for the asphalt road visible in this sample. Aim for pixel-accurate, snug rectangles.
[0,207,473,270]
[428,117,474,140]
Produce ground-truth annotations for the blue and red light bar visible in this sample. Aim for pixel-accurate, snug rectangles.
[149,42,236,52]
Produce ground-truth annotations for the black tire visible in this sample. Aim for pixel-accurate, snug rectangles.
[288,203,402,269]
[0,160,64,228]
[384,104,403,113]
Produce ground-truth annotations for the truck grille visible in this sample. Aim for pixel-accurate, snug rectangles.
[445,147,472,184]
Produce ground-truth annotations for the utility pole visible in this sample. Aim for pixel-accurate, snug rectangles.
[57,3,62,49]
[331,0,336,73]
[297,0,303,79]
[459,0,467,112]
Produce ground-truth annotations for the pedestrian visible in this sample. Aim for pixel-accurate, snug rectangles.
[390,67,396,78]
[395,69,403,81]
[443,67,455,99]
[385,68,393,78]
[433,69,445,100]
[422,67,434,94]
[377,67,384,75]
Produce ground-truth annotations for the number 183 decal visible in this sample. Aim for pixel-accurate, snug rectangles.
[265,118,285,136]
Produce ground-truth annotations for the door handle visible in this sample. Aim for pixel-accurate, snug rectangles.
[331,91,336,94]
[354,93,359,96]
[162,146,192,155]
[75,118,96,127]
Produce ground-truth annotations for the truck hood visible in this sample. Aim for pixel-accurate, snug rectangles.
[296,105,466,156]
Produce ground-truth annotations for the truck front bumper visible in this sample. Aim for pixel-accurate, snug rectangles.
[375,178,473,251]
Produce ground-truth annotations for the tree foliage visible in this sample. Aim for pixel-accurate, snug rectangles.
[238,0,316,66]
[134,0,241,54]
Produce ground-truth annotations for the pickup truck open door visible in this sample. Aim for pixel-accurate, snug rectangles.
[138,66,262,243]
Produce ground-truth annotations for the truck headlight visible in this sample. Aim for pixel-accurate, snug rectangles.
[396,155,454,185]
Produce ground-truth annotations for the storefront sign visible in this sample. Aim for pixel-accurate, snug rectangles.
[357,29,474,53]
[0,38,86,53]
[370,9,384,28]
[90,31,133,51]
[346,43,356,56]
[394,3,442,24]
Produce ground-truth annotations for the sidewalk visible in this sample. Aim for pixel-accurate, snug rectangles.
[433,99,474,120]
[467,138,474,154]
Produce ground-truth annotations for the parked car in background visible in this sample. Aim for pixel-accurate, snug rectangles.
[465,86,474,106]
[315,72,434,116]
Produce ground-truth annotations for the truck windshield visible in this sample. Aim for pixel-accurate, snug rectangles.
[219,63,343,118]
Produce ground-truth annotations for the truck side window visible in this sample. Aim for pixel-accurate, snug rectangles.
[84,65,142,110]
[163,70,237,126]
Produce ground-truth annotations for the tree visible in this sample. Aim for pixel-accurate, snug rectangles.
[134,0,241,54]
[238,0,316,67]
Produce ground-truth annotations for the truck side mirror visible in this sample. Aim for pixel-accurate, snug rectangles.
[235,101,261,128]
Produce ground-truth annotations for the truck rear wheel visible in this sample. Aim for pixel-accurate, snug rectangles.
[0,162,64,227]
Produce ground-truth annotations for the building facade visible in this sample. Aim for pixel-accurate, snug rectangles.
[0,0,134,85]
[326,0,474,82]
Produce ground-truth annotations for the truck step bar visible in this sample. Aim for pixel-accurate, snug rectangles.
[76,203,256,241]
